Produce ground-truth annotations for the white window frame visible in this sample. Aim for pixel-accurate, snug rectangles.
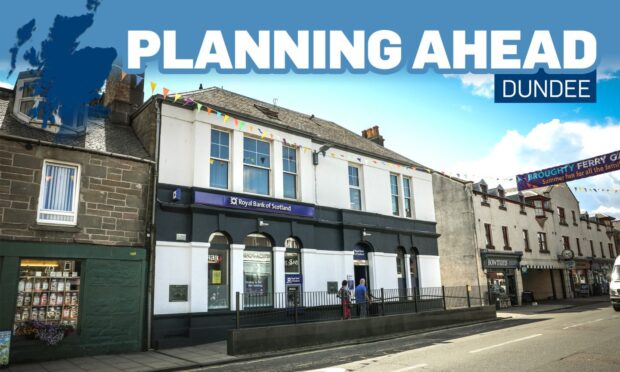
[402,176,413,218]
[13,78,42,123]
[36,160,81,226]
[243,136,272,196]
[282,145,299,200]
[348,164,363,211]
[390,173,400,216]
[209,128,231,190]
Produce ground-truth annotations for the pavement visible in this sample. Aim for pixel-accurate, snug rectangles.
[5,296,611,372]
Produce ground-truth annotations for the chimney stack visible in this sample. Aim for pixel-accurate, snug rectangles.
[103,62,144,125]
[361,125,385,146]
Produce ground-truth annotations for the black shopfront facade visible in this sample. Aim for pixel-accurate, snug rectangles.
[481,250,522,306]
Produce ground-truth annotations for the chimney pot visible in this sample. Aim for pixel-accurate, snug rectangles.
[361,125,385,146]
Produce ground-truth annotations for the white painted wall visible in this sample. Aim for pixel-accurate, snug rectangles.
[154,242,192,315]
[418,255,442,288]
[158,102,437,223]
[301,249,354,292]
[368,252,398,290]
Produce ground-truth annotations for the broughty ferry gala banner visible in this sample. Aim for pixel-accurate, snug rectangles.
[516,150,620,191]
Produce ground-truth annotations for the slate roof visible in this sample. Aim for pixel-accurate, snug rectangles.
[182,87,426,168]
[0,93,151,160]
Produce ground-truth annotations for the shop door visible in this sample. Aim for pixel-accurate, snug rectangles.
[506,273,517,306]
[354,265,370,289]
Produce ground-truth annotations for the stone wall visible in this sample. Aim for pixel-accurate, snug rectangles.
[0,137,152,247]
[131,100,157,157]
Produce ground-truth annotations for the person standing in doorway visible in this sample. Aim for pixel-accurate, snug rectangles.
[337,280,351,319]
[355,278,369,318]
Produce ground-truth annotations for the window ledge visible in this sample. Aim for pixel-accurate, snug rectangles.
[559,222,569,226]
[30,224,80,233]
[524,249,532,253]
[481,201,490,207]
[520,210,527,215]
[499,205,507,211]
[486,245,495,250]
[573,223,579,227]
[503,246,512,251]
[539,250,551,254]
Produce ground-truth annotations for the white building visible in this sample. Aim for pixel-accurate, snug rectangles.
[131,87,442,347]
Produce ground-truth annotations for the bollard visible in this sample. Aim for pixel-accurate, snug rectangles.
[466,285,471,308]
[381,288,385,316]
[235,291,240,329]
[442,285,446,310]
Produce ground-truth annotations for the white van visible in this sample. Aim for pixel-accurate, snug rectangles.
[611,256,620,311]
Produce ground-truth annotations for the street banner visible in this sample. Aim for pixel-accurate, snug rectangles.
[516,150,620,191]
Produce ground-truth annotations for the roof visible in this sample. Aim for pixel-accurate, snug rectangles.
[0,93,151,160]
[182,87,426,168]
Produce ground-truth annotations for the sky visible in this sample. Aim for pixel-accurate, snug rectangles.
[1,0,619,217]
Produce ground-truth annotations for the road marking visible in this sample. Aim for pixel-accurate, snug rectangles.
[562,318,603,330]
[469,334,542,353]
[393,364,428,371]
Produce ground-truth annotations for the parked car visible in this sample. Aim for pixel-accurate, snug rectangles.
[610,256,620,311]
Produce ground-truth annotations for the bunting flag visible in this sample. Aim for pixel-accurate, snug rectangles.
[233,118,238,126]
[120,71,127,81]
[224,114,230,123]
[174,93,182,103]
[162,87,170,100]
[150,81,157,95]
[135,75,144,86]
[207,107,213,114]
[183,98,193,105]
[196,103,203,112]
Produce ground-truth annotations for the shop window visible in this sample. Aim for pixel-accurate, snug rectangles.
[402,177,413,218]
[348,165,362,211]
[484,223,494,249]
[208,232,229,310]
[243,234,273,307]
[14,259,81,333]
[523,230,531,252]
[37,160,80,225]
[502,226,510,250]
[284,237,301,274]
[243,137,271,195]
[537,232,548,252]
[576,238,582,256]
[282,145,298,199]
[390,174,400,216]
[210,129,230,189]
[396,248,406,279]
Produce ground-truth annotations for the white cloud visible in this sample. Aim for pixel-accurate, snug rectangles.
[597,60,620,81]
[445,73,494,99]
[450,119,620,217]
[591,205,620,217]
[0,81,13,90]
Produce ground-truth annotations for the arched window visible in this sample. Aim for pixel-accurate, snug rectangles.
[244,233,273,247]
[284,237,302,274]
[207,232,230,310]
[243,233,273,306]
[396,247,407,292]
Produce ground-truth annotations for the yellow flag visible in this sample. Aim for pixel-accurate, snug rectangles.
[174,93,181,103]
[150,81,157,95]
[224,114,230,123]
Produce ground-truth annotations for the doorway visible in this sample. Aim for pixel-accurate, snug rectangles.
[353,242,372,289]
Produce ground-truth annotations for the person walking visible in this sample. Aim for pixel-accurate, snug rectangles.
[355,278,369,318]
[337,280,351,319]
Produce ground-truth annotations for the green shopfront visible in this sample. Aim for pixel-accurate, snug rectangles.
[481,250,522,307]
[0,242,147,363]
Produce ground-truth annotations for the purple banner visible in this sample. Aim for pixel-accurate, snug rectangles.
[194,191,315,217]
[516,150,620,191]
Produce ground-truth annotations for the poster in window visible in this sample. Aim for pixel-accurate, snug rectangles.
[212,270,222,284]
[0,330,10,366]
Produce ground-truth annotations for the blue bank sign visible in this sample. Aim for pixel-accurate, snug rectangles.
[194,191,316,217]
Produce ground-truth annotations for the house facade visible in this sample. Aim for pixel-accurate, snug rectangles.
[0,69,153,362]
[434,174,616,307]
[132,88,442,347]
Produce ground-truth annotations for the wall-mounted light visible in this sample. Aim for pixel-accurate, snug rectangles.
[259,220,269,227]
[363,228,372,237]
[312,143,335,165]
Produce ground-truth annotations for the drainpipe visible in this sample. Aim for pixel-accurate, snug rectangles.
[466,182,484,302]
[146,97,162,350]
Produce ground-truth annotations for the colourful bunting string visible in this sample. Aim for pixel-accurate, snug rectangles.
[162,87,170,100]
[150,81,157,95]
[135,75,144,86]
[174,93,181,103]
[196,103,203,112]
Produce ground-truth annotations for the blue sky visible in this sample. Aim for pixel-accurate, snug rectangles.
[1,0,619,216]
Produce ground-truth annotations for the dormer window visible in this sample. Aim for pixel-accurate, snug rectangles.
[534,200,545,217]
[14,78,47,122]
[497,186,506,207]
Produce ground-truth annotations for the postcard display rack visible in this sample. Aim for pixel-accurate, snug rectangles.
[13,259,81,332]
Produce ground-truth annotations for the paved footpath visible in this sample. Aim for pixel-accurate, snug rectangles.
[6,296,610,372]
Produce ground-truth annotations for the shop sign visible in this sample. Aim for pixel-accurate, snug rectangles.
[565,260,576,269]
[285,274,302,285]
[194,191,315,217]
[483,256,520,269]
[244,251,271,262]
[208,254,222,264]
[353,247,368,260]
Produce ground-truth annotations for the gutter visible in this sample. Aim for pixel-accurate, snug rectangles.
[146,97,162,350]
[0,133,155,165]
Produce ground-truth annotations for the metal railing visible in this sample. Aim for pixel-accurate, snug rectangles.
[235,285,487,329]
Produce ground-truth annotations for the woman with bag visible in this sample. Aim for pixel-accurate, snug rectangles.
[336,280,351,319]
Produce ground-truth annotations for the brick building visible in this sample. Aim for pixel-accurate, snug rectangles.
[0,68,153,362]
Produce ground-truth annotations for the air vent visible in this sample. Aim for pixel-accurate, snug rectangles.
[254,104,279,120]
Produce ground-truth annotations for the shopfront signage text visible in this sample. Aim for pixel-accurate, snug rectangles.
[194,191,315,217]
[484,256,520,269]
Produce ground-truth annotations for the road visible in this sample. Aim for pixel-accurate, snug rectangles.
[195,302,620,372]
